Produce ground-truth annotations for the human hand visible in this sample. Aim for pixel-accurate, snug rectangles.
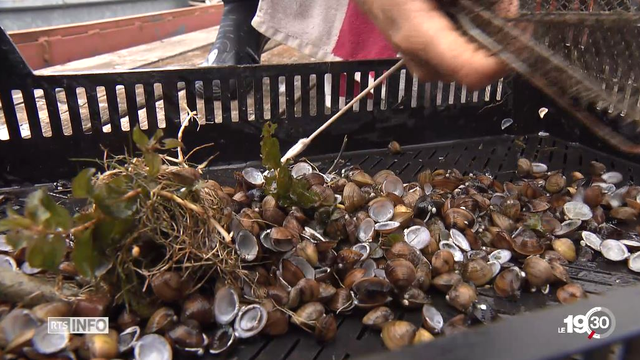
[355,0,518,90]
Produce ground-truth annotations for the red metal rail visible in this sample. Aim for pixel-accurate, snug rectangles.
[8,4,223,70]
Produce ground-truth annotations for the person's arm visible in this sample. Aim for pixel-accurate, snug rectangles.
[355,0,515,90]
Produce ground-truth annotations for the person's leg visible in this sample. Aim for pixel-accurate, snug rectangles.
[197,0,269,99]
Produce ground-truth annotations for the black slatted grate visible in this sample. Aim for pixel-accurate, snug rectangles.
[198,134,640,360]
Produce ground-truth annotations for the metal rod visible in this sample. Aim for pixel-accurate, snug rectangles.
[281,58,406,164]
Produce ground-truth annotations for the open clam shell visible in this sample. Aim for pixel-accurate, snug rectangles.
[620,240,640,252]
[234,304,268,339]
[421,304,444,334]
[602,172,623,184]
[0,308,39,347]
[439,241,464,262]
[0,254,18,271]
[581,231,603,251]
[118,326,140,353]
[374,221,401,234]
[553,220,581,236]
[236,230,259,262]
[242,167,265,187]
[352,243,371,261]
[449,229,470,252]
[291,162,313,179]
[403,226,431,250]
[382,176,405,197]
[563,202,592,220]
[600,240,630,262]
[134,334,172,360]
[368,199,394,222]
[32,323,69,355]
[488,249,512,265]
[0,235,13,252]
[214,287,240,325]
[209,326,236,355]
[357,218,376,242]
[628,252,640,273]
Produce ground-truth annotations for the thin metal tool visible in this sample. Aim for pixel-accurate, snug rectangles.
[280,59,406,164]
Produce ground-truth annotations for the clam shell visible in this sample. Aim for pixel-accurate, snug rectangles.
[421,304,444,334]
[563,202,592,221]
[531,162,548,174]
[628,252,640,273]
[32,323,69,355]
[208,326,235,355]
[581,231,603,251]
[236,230,259,262]
[602,172,623,184]
[600,240,630,261]
[0,235,13,252]
[374,221,401,234]
[439,241,464,262]
[553,220,581,236]
[593,182,616,195]
[403,226,431,250]
[0,254,18,271]
[0,308,39,347]
[361,258,377,278]
[352,243,371,261]
[620,240,640,251]
[134,334,172,360]
[118,326,140,353]
[242,167,264,187]
[214,287,240,325]
[234,304,268,339]
[368,199,395,222]
[291,162,313,179]
[357,218,376,242]
[449,229,470,252]
[488,249,512,265]
[382,176,405,197]
[488,261,501,278]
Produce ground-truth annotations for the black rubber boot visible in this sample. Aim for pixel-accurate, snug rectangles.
[196,0,269,100]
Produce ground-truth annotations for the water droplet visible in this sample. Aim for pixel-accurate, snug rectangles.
[501,118,513,130]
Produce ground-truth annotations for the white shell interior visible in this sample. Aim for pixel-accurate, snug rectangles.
[563,202,593,220]
[449,229,470,252]
[368,199,394,222]
[600,240,630,261]
[404,226,431,250]
[214,287,240,325]
[134,334,172,360]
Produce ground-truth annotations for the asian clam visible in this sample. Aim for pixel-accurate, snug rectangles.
[2,157,639,357]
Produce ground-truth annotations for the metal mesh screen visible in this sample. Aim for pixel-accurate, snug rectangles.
[450,0,640,152]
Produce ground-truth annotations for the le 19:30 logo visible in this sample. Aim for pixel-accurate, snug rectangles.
[558,307,616,339]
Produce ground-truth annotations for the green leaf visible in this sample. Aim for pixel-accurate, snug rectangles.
[291,178,320,208]
[144,152,162,178]
[0,210,33,232]
[26,233,67,271]
[5,230,28,250]
[72,168,96,198]
[93,218,134,248]
[260,122,281,170]
[161,138,183,150]
[132,126,149,150]
[72,228,97,279]
[40,193,72,231]
[24,189,72,231]
[151,129,164,144]
[92,176,136,219]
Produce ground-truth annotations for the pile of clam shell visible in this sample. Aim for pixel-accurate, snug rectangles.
[2,157,640,358]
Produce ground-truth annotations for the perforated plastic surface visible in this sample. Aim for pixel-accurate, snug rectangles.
[200,134,640,360]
